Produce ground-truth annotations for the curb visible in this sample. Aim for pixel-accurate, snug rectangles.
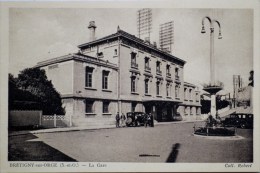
[9,120,205,136]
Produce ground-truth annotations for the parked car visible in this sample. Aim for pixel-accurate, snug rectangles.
[222,114,253,129]
[126,112,147,127]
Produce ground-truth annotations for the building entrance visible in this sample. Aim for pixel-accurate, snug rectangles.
[143,101,179,122]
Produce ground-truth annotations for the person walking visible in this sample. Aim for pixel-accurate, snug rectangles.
[150,113,154,127]
[115,112,120,128]
[145,113,151,127]
[120,113,126,127]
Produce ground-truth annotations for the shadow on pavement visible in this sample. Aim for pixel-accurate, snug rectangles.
[166,143,180,163]
[8,133,77,161]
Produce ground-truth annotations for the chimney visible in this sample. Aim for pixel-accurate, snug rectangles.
[88,21,97,41]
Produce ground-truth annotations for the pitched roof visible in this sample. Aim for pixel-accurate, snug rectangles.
[78,29,186,65]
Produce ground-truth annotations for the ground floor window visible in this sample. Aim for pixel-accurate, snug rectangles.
[131,76,137,93]
[196,107,200,115]
[156,81,160,96]
[103,101,110,113]
[85,100,94,113]
[185,106,189,115]
[132,102,137,112]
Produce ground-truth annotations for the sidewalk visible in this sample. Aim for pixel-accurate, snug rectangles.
[9,119,204,136]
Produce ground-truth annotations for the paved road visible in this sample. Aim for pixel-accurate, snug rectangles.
[9,122,253,162]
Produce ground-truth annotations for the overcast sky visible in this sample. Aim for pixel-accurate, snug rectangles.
[9,8,253,94]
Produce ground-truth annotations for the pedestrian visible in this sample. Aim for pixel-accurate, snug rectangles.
[145,113,151,127]
[150,113,154,127]
[120,113,126,127]
[115,112,120,128]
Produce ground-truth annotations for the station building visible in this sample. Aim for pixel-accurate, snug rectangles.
[35,22,201,127]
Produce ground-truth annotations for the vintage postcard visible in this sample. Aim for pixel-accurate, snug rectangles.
[1,0,260,172]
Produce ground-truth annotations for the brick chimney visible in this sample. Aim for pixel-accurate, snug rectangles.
[88,21,96,42]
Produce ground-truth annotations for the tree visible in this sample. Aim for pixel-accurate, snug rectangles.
[9,74,41,111]
[9,68,65,115]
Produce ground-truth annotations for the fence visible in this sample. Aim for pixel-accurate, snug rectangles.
[41,114,72,128]
[9,110,72,129]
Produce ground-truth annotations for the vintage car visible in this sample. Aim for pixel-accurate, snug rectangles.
[125,112,147,127]
[221,113,253,129]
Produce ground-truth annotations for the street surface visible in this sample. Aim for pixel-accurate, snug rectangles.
[9,122,253,162]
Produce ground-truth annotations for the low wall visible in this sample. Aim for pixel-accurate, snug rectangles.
[9,110,42,127]
[9,110,70,129]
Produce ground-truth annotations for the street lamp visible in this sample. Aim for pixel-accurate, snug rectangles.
[201,16,223,119]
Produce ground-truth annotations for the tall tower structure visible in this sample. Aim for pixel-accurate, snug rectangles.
[88,21,97,42]
[159,21,174,53]
[137,8,152,41]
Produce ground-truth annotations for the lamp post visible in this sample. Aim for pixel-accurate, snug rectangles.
[201,16,223,119]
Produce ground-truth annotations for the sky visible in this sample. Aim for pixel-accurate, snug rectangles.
[9,8,253,94]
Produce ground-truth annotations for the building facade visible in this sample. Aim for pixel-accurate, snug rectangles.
[35,24,201,127]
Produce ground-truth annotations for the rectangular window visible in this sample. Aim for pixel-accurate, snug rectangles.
[196,107,200,115]
[131,77,136,93]
[175,68,179,80]
[184,88,188,100]
[144,57,150,72]
[131,102,137,112]
[85,67,93,87]
[166,84,170,97]
[103,101,110,113]
[175,68,179,76]
[166,65,171,76]
[131,52,138,68]
[189,89,193,100]
[185,107,188,115]
[85,100,94,113]
[145,80,149,94]
[145,58,149,68]
[156,81,160,95]
[196,93,200,102]
[102,71,109,89]
[156,61,161,72]
[175,85,179,98]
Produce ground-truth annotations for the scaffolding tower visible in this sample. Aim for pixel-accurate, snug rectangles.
[159,21,174,53]
[137,8,152,41]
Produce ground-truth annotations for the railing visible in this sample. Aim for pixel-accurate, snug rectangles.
[41,114,72,128]
[131,62,138,69]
